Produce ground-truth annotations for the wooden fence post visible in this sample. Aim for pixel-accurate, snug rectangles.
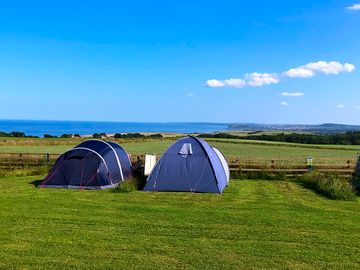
[237,158,241,174]
[307,157,313,172]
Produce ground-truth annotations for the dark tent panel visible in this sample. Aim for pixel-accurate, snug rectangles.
[144,136,229,193]
[352,154,360,190]
[40,140,132,190]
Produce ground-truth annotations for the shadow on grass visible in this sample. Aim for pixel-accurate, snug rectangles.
[30,179,43,188]
[29,168,147,191]
[291,178,328,198]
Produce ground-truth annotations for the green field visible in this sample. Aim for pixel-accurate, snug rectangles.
[0,138,359,160]
[0,176,359,269]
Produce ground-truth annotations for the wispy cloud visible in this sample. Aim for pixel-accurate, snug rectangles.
[355,106,360,110]
[280,91,304,97]
[336,104,345,109]
[346,4,360,10]
[281,101,289,106]
[206,61,355,89]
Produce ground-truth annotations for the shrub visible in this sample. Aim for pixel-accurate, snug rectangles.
[44,134,57,138]
[0,131,37,138]
[9,131,26,138]
[148,133,163,139]
[113,133,162,139]
[113,179,138,193]
[299,172,357,201]
[92,133,102,138]
[61,134,73,138]
[114,133,144,139]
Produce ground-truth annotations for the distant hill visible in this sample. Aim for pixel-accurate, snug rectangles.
[227,123,360,134]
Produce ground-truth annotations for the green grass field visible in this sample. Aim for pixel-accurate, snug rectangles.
[0,176,359,269]
[0,138,358,161]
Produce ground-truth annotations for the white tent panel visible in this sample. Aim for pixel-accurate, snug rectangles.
[212,147,230,184]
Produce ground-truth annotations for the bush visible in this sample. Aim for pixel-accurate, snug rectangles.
[114,133,143,139]
[92,133,102,138]
[61,134,73,138]
[0,131,38,138]
[44,134,57,138]
[9,131,26,137]
[299,172,357,201]
[148,133,163,139]
[113,179,138,193]
[114,133,163,139]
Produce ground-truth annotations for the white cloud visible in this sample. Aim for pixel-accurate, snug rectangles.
[355,106,360,110]
[206,78,246,88]
[224,78,246,88]
[283,61,355,78]
[281,92,304,97]
[245,73,279,86]
[346,4,360,10]
[284,67,315,78]
[207,61,355,88]
[206,79,225,88]
[336,104,345,109]
[304,61,355,74]
[281,101,289,106]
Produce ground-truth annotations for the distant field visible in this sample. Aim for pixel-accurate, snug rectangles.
[0,176,359,269]
[0,137,358,161]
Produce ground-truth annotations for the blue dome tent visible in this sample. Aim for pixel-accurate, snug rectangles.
[40,140,132,190]
[144,136,229,193]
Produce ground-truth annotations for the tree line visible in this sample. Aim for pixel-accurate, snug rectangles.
[199,131,360,145]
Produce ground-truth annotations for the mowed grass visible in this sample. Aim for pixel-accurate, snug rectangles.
[0,138,358,160]
[0,176,359,269]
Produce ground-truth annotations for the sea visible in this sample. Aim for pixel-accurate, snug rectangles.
[0,120,229,137]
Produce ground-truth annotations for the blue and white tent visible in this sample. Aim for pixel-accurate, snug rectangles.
[144,136,229,193]
[41,140,132,190]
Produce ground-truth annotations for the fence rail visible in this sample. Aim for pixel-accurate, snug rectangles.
[0,153,357,178]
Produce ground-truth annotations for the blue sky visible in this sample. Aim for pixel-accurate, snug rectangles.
[0,0,359,124]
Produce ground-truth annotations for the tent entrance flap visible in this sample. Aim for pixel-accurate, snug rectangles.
[179,143,193,156]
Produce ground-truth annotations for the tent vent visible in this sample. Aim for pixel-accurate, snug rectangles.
[179,143,193,156]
